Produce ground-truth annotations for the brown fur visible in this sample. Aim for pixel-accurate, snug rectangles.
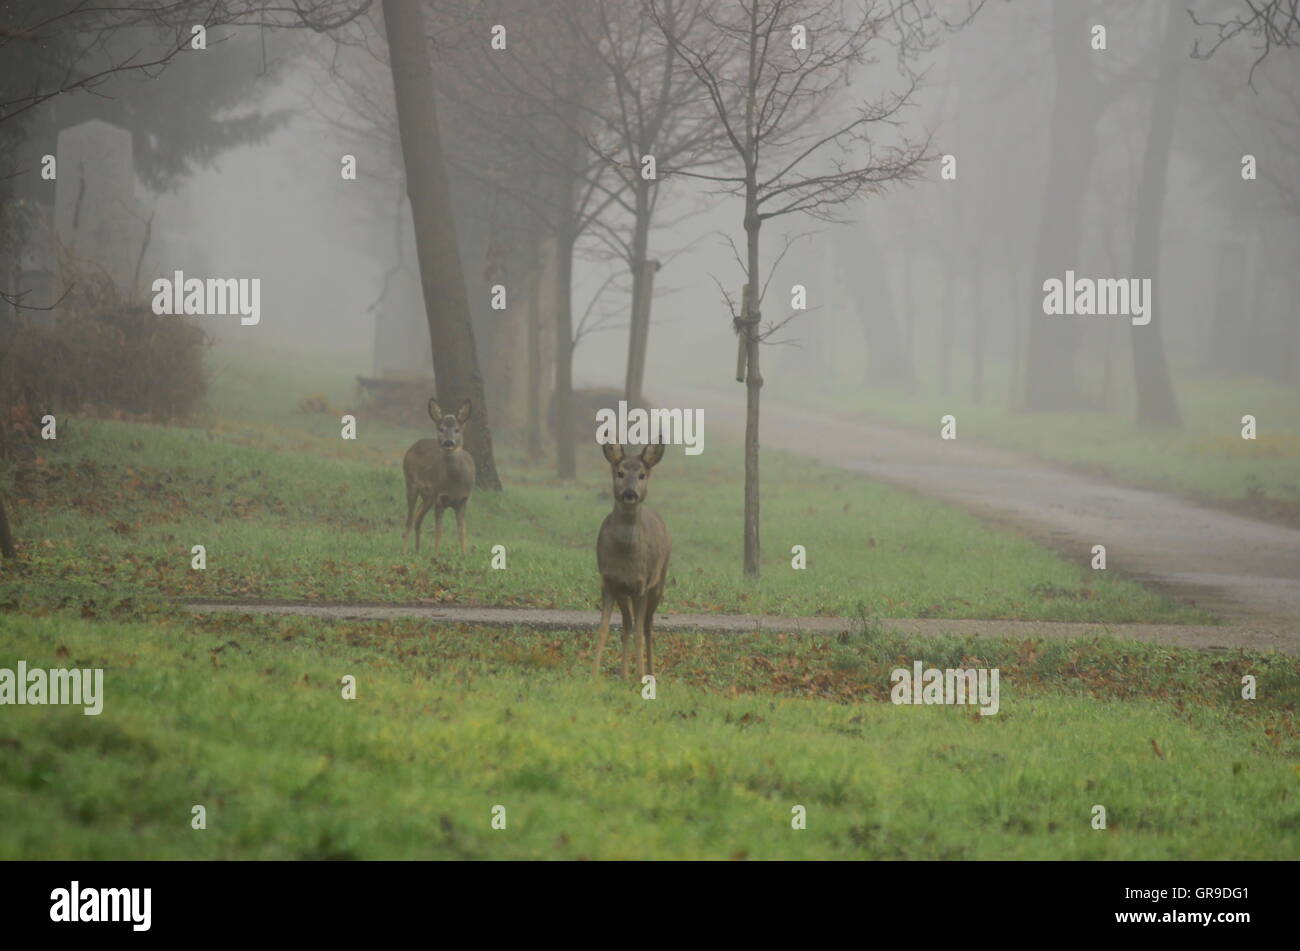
[402,398,476,554]
[592,442,671,679]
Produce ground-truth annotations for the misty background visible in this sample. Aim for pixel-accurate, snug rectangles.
[166,7,1300,398]
[4,1,1297,437]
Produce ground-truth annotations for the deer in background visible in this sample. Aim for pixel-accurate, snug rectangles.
[593,443,671,679]
[402,398,476,555]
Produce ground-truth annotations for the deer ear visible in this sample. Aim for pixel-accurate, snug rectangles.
[602,442,624,465]
[456,399,472,424]
[428,399,443,422]
[641,442,665,469]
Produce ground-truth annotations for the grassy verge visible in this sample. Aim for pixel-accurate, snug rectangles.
[0,339,1216,623]
[783,365,1300,522]
[2,409,1210,623]
[1,610,1294,860]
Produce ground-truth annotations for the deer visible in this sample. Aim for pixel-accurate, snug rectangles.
[592,442,671,680]
[402,398,476,555]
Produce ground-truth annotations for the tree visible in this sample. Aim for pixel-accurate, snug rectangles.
[563,0,735,407]
[834,217,912,387]
[1021,0,1174,414]
[651,0,935,577]
[1021,1,1105,412]
[1192,0,1300,85]
[450,0,626,480]
[0,1,371,128]
[0,0,372,563]
[1,1,369,313]
[1127,4,1184,428]
[382,0,501,489]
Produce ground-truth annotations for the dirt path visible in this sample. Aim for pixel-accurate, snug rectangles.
[666,384,1300,645]
[184,600,1294,654]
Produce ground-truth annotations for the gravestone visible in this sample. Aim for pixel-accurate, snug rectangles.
[53,119,146,294]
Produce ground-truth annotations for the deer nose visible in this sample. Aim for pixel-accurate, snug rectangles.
[441,440,455,448]
[621,489,638,502]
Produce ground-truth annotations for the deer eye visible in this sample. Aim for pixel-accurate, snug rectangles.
[638,473,646,480]
[617,470,625,478]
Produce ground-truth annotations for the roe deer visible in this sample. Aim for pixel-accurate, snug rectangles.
[592,442,671,679]
[402,398,476,554]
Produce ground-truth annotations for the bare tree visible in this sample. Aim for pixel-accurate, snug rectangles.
[447,0,628,480]
[0,0,372,127]
[1,0,374,563]
[1021,0,1173,414]
[651,0,936,577]
[1192,0,1300,84]
[1128,3,1185,428]
[381,0,502,488]
[563,0,736,407]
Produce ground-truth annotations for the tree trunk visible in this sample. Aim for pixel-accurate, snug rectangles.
[1207,239,1248,373]
[940,256,955,397]
[1007,242,1022,409]
[743,203,762,578]
[839,221,912,387]
[554,205,578,479]
[970,249,986,404]
[0,495,15,560]
[383,0,501,489]
[740,4,762,580]
[526,239,544,457]
[0,244,14,561]
[901,244,915,376]
[624,183,653,405]
[1023,1,1100,412]
[1129,5,1183,428]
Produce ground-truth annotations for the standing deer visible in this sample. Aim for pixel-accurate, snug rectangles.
[402,398,476,554]
[593,442,671,679]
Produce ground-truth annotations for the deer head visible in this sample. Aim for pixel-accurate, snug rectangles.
[602,442,665,508]
[428,398,471,452]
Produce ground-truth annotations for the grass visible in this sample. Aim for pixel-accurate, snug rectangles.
[2,408,1211,624]
[1,610,1295,860]
[783,362,1300,521]
[0,338,1215,624]
[5,340,1293,860]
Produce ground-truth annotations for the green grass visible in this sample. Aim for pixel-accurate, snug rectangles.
[2,342,1294,861]
[1,610,1295,860]
[0,338,1214,624]
[785,363,1300,519]
[2,410,1210,623]
[2,342,1289,862]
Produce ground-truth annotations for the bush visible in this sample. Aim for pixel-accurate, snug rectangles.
[1,274,208,441]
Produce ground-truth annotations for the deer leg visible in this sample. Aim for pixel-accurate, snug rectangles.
[592,584,614,676]
[402,480,418,552]
[454,501,468,555]
[643,585,662,678]
[411,495,434,553]
[433,501,446,552]
[617,595,634,679]
[631,593,648,679]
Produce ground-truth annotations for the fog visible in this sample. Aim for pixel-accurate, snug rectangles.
[4,0,1300,868]
[119,2,1295,413]
[5,1,1298,436]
